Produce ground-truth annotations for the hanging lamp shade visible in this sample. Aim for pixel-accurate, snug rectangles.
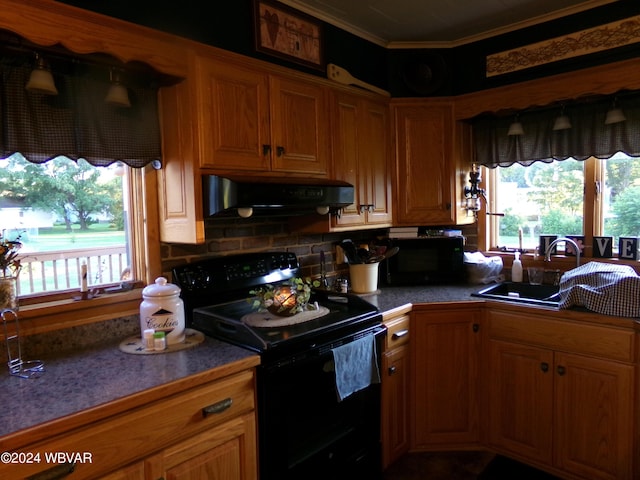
[105,69,131,107]
[507,119,524,136]
[553,113,572,130]
[604,106,626,124]
[25,54,58,95]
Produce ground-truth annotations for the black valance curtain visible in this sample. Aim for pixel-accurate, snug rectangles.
[472,93,640,168]
[0,60,161,168]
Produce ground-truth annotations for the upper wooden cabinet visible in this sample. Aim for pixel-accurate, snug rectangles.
[392,100,473,226]
[290,89,393,233]
[332,91,393,228]
[194,56,329,176]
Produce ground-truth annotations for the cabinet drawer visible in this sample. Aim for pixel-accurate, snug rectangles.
[489,310,635,363]
[1,370,255,480]
[384,314,410,350]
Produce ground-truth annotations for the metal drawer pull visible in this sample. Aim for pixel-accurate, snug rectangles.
[202,397,233,417]
[27,462,75,480]
[391,329,409,340]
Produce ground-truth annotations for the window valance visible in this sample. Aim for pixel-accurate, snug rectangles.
[472,92,640,168]
[0,59,162,168]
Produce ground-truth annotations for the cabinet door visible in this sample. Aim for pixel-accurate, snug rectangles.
[382,344,410,468]
[487,340,554,465]
[331,93,392,228]
[196,57,271,171]
[361,99,393,225]
[160,413,257,480]
[555,353,634,480]
[393,102,456,225]
[411,307,481,448]
[269,75,329,175]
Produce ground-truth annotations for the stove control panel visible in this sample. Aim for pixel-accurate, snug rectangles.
[173,252,299,294]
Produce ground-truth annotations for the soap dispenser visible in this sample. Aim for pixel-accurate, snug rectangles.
[512,252,523,282]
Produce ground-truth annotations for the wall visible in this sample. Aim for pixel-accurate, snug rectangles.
[56,0,640,96]
[160,216,478,283]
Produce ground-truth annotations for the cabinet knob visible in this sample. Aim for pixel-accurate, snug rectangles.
[262,144,271,156]
[276,146,285,156]
[388,365,397,375]
[202,397,233,417]
[540,362,549,373]
[557,365,566,376]
[472,323,479,333]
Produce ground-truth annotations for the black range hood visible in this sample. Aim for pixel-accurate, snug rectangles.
[203,175,355,217]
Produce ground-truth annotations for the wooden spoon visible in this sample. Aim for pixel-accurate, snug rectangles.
[327,63,390,97]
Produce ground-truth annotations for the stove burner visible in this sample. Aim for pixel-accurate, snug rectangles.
[242,305,330,328]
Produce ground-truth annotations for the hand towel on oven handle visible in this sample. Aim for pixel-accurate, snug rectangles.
[331,334,380,401]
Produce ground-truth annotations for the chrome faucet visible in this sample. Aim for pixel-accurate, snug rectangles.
[544,237,581,268]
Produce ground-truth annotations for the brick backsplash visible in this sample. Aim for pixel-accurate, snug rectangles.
[161,216,478,284]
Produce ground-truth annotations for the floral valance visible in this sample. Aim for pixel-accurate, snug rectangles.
[472,92,640,168]
[0,58,162,168]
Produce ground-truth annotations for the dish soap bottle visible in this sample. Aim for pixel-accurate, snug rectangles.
[512,252,523,282]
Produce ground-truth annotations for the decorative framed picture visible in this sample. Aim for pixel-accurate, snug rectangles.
[254,0,324,71]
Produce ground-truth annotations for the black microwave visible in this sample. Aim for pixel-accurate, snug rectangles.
[379,236,465,285]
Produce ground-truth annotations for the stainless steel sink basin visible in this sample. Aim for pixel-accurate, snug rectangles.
[471,282,561,307]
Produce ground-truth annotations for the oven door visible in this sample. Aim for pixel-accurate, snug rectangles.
[256,324,385,480]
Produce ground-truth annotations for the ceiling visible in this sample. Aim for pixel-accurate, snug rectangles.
[280,0,617,47]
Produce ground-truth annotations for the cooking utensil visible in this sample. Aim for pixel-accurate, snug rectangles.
[327,64,390,97]
[383,246,399,259]
[340,240,362,264]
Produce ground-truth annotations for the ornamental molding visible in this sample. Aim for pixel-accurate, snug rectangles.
[486,15,640,77]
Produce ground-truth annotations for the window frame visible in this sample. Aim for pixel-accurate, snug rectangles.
[13,165,161,333]
[484,156,635,258]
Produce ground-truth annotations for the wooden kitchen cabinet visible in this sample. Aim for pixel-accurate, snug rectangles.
[149,412,257,480]
[290,89,393,233]
[0,369,258,480]
[392,100,473,226]
[487,307,636,480]
[410,304,481,450]
[331,91,392,229]
[381,311,411,468]
[194,55,329,176]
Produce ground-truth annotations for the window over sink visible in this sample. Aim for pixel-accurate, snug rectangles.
[486,152,639,254]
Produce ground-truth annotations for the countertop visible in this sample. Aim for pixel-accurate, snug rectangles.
[0,283,526,444]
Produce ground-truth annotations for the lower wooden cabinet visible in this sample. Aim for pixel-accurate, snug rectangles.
[487,307,636,480]
[148,412,257,480]
[0,369,258,480]
[381,312,411,468]
[410,304,482,450]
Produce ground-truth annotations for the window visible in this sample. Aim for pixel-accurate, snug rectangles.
[0,153,137,297]
[487,152,639,253]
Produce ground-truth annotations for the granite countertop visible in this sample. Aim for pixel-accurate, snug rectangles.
[0,283,483,442]
[0,335,258,442]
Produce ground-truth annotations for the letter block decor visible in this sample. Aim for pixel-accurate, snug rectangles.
[618,237,639,260]
[593,236,614,258]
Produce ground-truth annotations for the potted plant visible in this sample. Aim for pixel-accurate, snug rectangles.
[249,277,321,317]
[0,230,23,310]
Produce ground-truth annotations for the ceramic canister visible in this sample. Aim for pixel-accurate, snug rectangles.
[140,277,185,345]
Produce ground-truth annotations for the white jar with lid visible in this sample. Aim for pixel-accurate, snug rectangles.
[140,277,185,345]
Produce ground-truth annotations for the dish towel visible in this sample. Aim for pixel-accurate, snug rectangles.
[331,334,380,402]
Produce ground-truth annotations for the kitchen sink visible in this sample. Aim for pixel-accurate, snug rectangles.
[471,282,561,307]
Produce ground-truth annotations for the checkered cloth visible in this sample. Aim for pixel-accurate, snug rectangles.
[559,262,640,317]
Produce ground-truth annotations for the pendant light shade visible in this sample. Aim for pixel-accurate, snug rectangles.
[553,107,572,131]
[507,117,524,136]
[105,69,131,107]
[25,53,58,95]
[604,99,626,125]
